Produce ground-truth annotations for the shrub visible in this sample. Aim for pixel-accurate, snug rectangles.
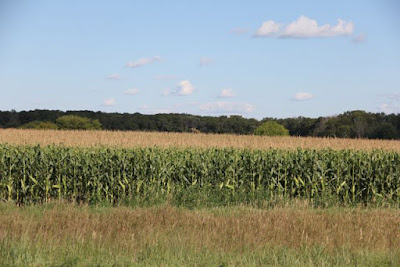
[255,121,289,136]
[20,121,58,130]
[56,115,101,130]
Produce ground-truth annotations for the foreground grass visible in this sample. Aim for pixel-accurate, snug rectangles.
[2,240,399,266]
[1,202,399,266]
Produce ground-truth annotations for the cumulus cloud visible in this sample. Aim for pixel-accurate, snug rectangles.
[254,16,354,38]
[107,73,121,80]
[162,80,195,96]
[352,33,366,43]
[219,89,236,98]
[126,56,161,68]
[104,98,116,106]
[124,88,139,95]
[176,80,195,96]
[281,16,353,38]
[199,57,213,67]
[293,92,313,101]
[254,20,281,37]
[199,101,255,114]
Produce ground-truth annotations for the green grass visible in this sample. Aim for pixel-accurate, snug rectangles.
[1,232,399,266]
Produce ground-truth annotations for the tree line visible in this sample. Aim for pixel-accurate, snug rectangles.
[0,109,399,139]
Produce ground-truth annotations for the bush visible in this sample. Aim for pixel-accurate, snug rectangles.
[254,121,289,136]
[56,115,101,130]
[20,121,58,130]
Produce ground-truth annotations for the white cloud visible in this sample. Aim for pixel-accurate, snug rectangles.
[107,73,121,80]
[126,56,161,68]
[104,98,116,106]
[176,80,195,96]
[199,101,255,114]
[254,20,281,37]
[379,103,400,114]
[280,16,353,38]
[253,16,354,38]
[124,88,139,95]
[293,92,313,101]
[134,101,255,116]
[219,88,236,98]
[380,103,391,113]
[352,33,366,43]
[199,57,213,67]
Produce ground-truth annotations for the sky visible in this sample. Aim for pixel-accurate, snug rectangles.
[1,0,400,119]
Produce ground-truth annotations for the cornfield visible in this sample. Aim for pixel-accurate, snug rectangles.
[1,144,400,206]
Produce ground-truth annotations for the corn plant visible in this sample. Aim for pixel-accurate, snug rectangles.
[0,144,399,207]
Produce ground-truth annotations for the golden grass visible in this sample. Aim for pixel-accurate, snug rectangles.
[1,202,399,253]
[1,128,399,150]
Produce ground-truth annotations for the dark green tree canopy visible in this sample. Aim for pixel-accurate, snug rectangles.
[1,109,400,139]
[254,121,289,136]
[56,115,101,130]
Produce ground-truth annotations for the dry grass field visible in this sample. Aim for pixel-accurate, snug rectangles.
[1,202,400,265]
[1,128,399,150]
[2,202,399,252]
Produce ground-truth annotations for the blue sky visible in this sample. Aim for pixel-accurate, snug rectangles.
[1,0,399,119]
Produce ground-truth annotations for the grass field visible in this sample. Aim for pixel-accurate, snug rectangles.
[1,202,400,266]
[1,129,400,266]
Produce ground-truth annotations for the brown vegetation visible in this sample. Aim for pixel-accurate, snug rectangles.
[1,202,400,253]
[1,128,399,150]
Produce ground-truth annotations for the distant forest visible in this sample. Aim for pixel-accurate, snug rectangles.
[0,109,399,139]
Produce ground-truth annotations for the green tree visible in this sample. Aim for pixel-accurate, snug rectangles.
[371,123,398,139]
[56,115,102,130]
[20,121,58,130]
[254,121,289,136]
[337,125,352,138]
